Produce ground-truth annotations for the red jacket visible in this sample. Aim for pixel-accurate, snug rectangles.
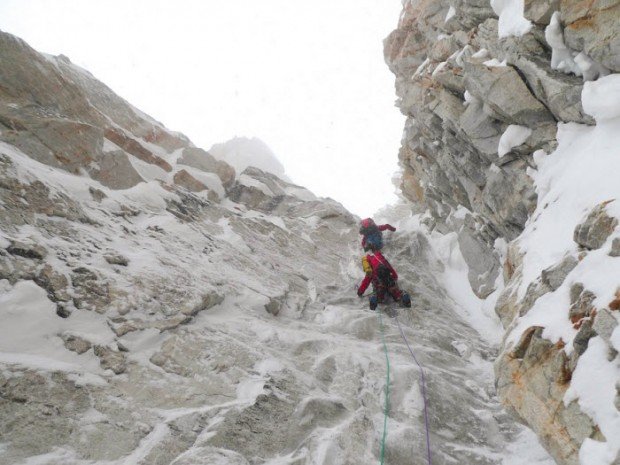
[358,251,398,295]
[360,223,396,250]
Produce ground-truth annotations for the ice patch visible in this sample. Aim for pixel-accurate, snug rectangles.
[498,125,532,157]
[127,154,168,182]
[433,232,503,345]
[582,74,620,122]
[490,0,532,38]
[432,61,447,77]
[545,13,609,81]
[484,58,507,67]
[285,185,316,202]
[236,377,267,403]
[0,280,114,377]
[445,5,456,21]
[103,138,123,153]
[254,358,285,376]
[472,49,489,59]
[121,180,175,211]
[501,428,557,464]
[565,338,620,465]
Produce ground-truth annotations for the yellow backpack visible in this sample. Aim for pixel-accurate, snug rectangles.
[362,256,372,275]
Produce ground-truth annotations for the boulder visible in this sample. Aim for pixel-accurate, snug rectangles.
[0,115,105,174]
[562,0,620,73]
[593,308,619,343]
[107,317,145,337]
[482,162,537,237]
[93,345,127,374]
[511,326,545,359]
[104,253,129,267]
[457,220,500,298]
[430,35,462,62]
[180,291,225,316]
[573,319,596,355]
[474,19,592,124]
[88,186,107,202]
[429,88,466,125]
[104,127,172,172]
[573,202,618,250]
[508,54,593,125]
[433,64,466,94]
[152,315,192,333]
[569,283,596,323]
[91,150,144,189]
[173,169,209,193]
[55,303,71,318]
[265,296,284,316]
[524,0,560,25]
[540,255,578,291]
[6,240,48,260]
[520,279,552,317]
[450,0,496,28]
[383,0,449,76]
[35,264,70,302]
[463,62,555,125]
[61,333,92,354]
[497,327,592,464]
[71,267,111,313]
[178,147,236,188]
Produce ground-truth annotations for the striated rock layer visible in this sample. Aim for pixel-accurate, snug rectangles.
[385,1,620,464]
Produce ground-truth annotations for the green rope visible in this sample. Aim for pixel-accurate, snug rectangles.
[377,310,391,465]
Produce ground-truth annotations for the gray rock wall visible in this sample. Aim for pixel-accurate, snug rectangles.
[382,0,613,298]
[384,1,620,464]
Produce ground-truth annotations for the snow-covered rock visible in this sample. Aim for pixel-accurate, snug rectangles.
[385,1,620,464]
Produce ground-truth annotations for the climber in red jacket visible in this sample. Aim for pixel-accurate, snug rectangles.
[357,250,411,310]
[359,218,396,251]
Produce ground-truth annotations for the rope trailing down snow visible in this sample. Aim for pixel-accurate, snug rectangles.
[395,314,432,465]
[377,310,391,465]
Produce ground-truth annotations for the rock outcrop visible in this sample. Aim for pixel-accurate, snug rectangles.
[385,1,620,464]
[0,29,234,199]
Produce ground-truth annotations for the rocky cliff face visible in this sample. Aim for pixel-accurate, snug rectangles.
[385,1,620,464]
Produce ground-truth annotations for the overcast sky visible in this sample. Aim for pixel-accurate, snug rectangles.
[0,0,404,216]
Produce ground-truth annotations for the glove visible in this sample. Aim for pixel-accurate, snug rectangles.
[388,225,396,232]
[357,289,364,298]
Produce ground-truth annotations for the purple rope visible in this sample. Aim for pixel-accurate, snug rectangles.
[394,314,432,465]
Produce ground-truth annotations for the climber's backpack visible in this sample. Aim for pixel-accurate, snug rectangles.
[375,263,393,286]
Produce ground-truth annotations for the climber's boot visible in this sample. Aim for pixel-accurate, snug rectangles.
[401,292,411,308]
